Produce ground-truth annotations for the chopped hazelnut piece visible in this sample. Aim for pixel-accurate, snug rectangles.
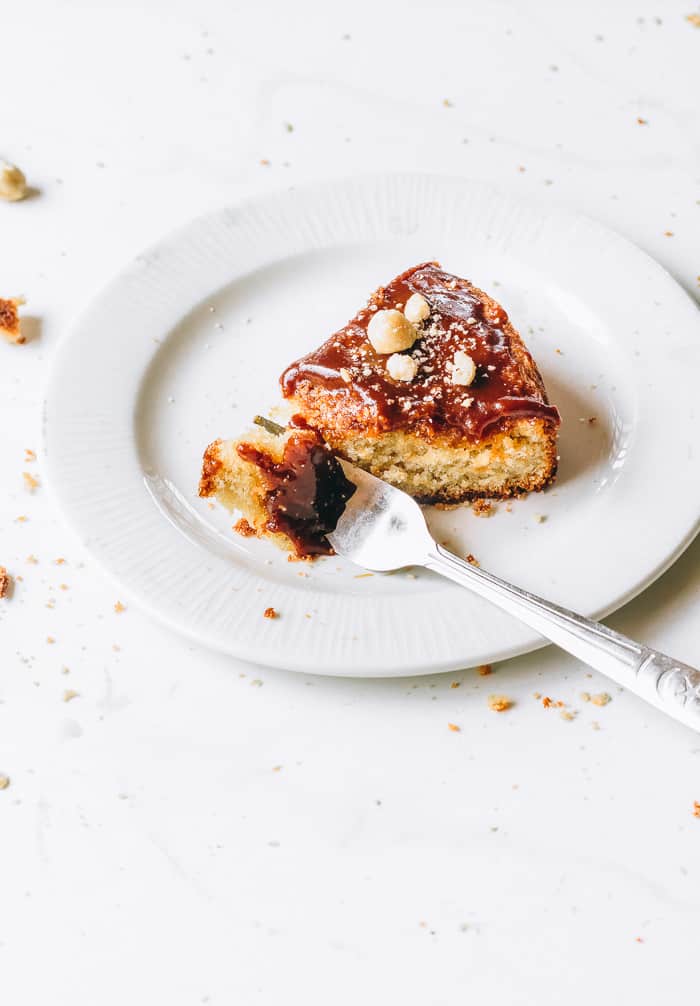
[403,292,430,324]
[386,353,418,382]
[449,350,476,386]
[367,309,417,354]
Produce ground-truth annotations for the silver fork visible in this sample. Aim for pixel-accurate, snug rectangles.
[328,462,700,732]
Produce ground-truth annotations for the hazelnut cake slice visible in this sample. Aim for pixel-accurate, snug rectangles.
[281,263,560,504]
[199,417,355,559]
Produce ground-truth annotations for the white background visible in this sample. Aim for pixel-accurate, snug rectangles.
[2,1,700,1003]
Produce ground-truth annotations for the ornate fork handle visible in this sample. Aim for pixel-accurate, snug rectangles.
[634,652,700,725]
[427,544,700,732]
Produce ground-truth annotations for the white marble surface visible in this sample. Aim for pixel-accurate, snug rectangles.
[2,2,700,1002]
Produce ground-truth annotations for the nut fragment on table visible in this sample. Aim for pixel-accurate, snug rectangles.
[0,161,27,201]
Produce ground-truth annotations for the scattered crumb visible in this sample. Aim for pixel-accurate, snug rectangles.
[24,448,36,462]
[554,348,562,355]
[22,471,39,492]
[581,691,591,702]
[0,161,27,201]
[233,517,256,538]
[46,636,55,644]
[517,164,526,173]
[0,297,25,344]
[114,601,126,613]
[588,416,597,424]
[636,117,648,125]
[693,801,700,818]
[272,765,283,772]
[0,567,11,599]
[54,557,66,565]
[590,692,611,706]
[263,607,278,619]
[447,722,461,732]
[664,230,674,237]
[259,158,270,166]
[592,721,601,731]
[15,515,28,523]
[62,689,79,703]
[59,583,69,591]
[442,98,453,107]
[450,681,460,689]
[465,553,480,566]
[533,691,542,700]
[284,122,294,132]
[471,499,493,518]
[534,514,546,524]
[542,696,553,708]
[0,774,10,790]
[488,694,512,712]
[635,937,644,944]
[477,664,492,676]
[560,709,577,721]
[687,14,700,27]
[26,554,38,564]
[353,572,374,579]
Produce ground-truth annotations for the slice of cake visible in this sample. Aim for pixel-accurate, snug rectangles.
[199,418,355,558]
[281,262,560,504]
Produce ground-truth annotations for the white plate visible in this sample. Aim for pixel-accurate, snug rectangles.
[44,175,700,675]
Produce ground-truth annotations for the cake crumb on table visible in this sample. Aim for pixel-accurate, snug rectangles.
[465,553,480,566]
[263,607,279,619]
[477,664,492,676]
[0,297,25,343]
[447,722,461,732]
[62,689,79,703]
[22,471,40,492]
[0,566,11,599]
[488,694,512,712]
[114,601,126,613]
[590,692,611,706]
[693,801,700,818]
[0,774,10,790]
